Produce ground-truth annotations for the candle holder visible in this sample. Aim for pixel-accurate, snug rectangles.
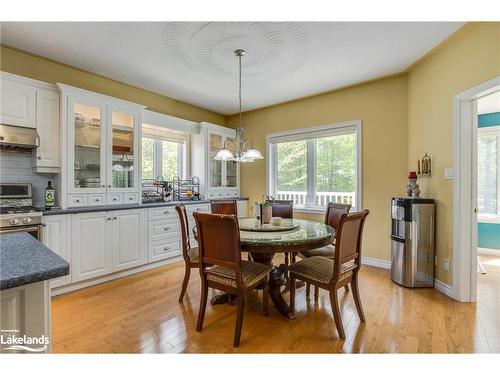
[417,153,432,178]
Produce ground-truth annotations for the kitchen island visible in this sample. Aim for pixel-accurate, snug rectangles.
[0,233,69,353]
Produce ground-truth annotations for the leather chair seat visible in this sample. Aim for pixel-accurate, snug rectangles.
[289,256,357,284]
[206,260,271,288]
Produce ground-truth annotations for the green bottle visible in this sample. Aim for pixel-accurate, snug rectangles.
[45,180,55,209]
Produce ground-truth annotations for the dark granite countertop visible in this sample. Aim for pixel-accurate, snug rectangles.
[0,233,69,290]
[41,197,249,216]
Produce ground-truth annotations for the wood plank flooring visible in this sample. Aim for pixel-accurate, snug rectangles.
[51,257,499,353]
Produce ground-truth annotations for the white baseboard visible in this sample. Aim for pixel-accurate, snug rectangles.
[434,279,454,298]
[51,256,182,296]
[478,247,500,256]
[361,256,391,269]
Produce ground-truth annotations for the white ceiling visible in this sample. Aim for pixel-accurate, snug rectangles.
[1,22,464,115]
[478,90,500,114]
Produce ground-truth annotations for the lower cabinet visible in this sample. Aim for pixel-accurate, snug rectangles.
[111,209,147,272]
[71,211,112,282]
[42,214,71,288]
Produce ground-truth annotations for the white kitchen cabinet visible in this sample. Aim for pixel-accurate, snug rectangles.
[111,209,147,271]
[191,122,240,199]
[58,84,144,208]
[42,215,71,288]
[35,88,60,172]
[0,79,36,128]
[71,211,111,282]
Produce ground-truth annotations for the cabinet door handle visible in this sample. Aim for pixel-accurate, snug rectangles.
[108,185,112,188]
[75,199,80,203]
[113,198,117,201]
[37,156,42,160]
[164,227,170,231]
[101,184,105,188]
[163,247,170,251]
[128,197,134,200]
[42,223,47,227]
[113,217,117,220]
[163,210,170,214]
[107,217,111,221]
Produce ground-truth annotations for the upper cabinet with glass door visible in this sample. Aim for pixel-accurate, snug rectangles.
[58,84,145,208]
[209,132,223,188]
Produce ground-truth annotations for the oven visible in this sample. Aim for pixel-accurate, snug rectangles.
[0,224,42,240]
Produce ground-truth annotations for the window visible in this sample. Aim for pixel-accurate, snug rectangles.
[141,124,187,182]
[478,125,500,220]
[267,121,361,211]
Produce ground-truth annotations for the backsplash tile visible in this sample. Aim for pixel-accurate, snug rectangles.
[0,152,59,207]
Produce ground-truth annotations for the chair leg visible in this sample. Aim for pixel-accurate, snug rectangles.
[234,294,245,347]
[351,273,366,322]
[344,285,349,293]
[306,283,310,297]
[178,264,191,302]
[290,275,296,311]
[228,294,234,305]
[262,281,269,316]
[329,289,346,340]
[314,285,319,301]
[284,252,290,267]
[291,253,296,263]
[196,278,208,332]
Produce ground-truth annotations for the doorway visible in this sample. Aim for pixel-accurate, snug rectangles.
[453,76,500,303]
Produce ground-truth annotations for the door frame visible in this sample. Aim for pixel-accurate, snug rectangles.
[452,75,500,302]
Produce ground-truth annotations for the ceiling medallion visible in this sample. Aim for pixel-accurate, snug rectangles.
[215,49,263,163]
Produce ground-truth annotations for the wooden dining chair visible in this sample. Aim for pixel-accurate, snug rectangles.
[299,202,351,300]
[193,212,271,347]
[210,199,238,216]
[268,200,295,265]
[289,210,370,340]
[176,203,199,302]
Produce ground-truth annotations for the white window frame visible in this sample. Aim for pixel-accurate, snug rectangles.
[477,125,500,223]
[142,124,189,181]
[266,120,362,213]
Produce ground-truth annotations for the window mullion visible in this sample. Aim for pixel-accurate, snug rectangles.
[306,139,316,207]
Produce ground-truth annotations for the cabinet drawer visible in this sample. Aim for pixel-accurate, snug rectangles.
[88,194,105,206]
[208,191,224,199]
[225,191,240,198]
[107,193,123,205]
[124,193,139,204]
[148,206,177,220]
[148,238,181,262]
[68,194,88,207]
[148,218,180,242]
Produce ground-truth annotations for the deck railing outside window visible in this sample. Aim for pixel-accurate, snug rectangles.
[276,191,355,207]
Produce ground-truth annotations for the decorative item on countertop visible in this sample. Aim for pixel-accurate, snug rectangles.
[45,180,55,209]
[141,177,172,203]
[259,195,273,225]
[417,153,432,178]
[172,176,201,201]
[406,171,420,198]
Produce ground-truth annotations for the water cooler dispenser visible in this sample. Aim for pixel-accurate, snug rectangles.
[391,197,435,287]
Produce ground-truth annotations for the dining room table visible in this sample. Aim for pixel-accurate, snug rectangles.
[193,217,335,320]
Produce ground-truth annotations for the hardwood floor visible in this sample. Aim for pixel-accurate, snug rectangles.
[51,257,499,353]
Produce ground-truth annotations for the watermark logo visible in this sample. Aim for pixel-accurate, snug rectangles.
[1,329,48,353]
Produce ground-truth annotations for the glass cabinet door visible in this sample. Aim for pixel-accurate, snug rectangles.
[209,133,222,188]
[225,136,238,188]
[109,110,136,189]
[71,100,106,191]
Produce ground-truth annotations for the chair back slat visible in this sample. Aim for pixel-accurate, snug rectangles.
[211,200,238,216]
[268,200,293,219]
[324,203,351,230]
[175,204,191,261]
[332,210,369,283]
[193,212,243,285]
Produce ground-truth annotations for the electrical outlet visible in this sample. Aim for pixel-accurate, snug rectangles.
[444,168,454,180]
[443,258,450,272]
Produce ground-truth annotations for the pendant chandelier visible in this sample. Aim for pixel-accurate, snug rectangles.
[214,49,263,163]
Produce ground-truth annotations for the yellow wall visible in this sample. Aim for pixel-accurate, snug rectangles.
[0,45,226,125]
[229,74,409,262]
[407,22,500,285]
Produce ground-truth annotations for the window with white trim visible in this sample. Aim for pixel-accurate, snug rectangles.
[478,125,500,221]
[267,121,361,211]
[141,124,188,182]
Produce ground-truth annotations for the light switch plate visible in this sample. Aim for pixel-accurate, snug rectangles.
[444,168,454,180]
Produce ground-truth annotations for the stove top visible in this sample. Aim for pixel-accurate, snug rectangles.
[0,206,43,228]
[0,206,42,215]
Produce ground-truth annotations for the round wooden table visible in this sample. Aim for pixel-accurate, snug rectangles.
[194,218,335,320]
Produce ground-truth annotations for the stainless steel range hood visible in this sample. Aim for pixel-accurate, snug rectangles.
[0,124,39,151]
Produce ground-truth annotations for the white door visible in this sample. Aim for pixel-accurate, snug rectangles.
[111,209,147,271]
[35,89,60,169]
[0,80,36,128]
[71,211,111,282]
[42,215,70,288]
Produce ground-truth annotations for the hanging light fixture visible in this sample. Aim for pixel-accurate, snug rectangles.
[215,49,263,163]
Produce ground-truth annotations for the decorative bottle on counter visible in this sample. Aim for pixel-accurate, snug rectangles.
[45,180,55,209]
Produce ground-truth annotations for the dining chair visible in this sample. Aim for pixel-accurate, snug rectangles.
[289,210,370,340]
[210,199,238,216]
[193,212,271,347]
[176,204,199,302]
[299,202,351,300]
[268,200,295,265]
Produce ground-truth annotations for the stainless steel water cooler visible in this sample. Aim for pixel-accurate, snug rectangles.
[391,197,435,287]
